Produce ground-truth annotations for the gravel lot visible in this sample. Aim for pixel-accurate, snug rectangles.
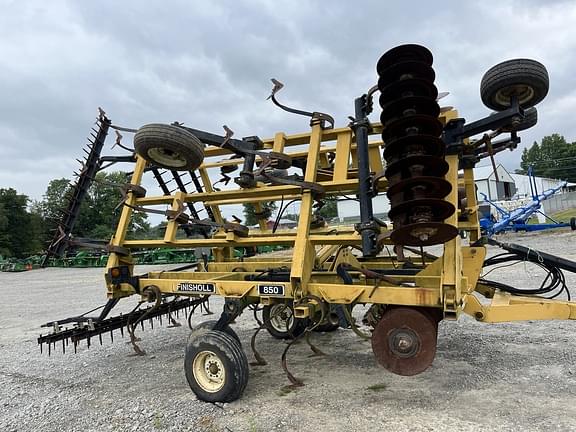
[1,229,576,432]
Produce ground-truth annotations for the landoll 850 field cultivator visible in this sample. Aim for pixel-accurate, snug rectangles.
[39,45,576,402]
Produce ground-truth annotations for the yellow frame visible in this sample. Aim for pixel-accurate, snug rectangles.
[104,114,576,324]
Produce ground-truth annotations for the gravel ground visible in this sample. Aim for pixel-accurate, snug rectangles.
[1,229,576,432]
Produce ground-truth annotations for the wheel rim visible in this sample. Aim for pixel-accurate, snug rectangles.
[269,304,294,333]
[147,147,187,168]
[495,84,535,108]
[388,328,420,358]
[192,350,226,393]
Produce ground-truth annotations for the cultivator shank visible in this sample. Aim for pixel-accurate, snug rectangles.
[40,44,576,403]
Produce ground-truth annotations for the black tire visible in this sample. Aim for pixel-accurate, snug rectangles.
[313,321,339,332]
[184,329,249,402]
[312,311,340,332]
[481,59,549,111]
[500,107,538,132]
[262,303,308,339]
[188,320,240,344]
[134,123,204,171]
[570,217,576,231]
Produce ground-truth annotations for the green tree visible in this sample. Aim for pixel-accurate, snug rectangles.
[519,134,576,182]
[0,188,42,257]
[38,172,150,242]
[242,202,277,226]
[317,198,338,219]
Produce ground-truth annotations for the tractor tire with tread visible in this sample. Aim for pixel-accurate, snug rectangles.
[134,123,204,171]
[184,329,249,402]
[481,59,549,111]
[188,320,240,344]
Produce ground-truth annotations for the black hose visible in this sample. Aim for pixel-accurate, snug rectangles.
[481,251,571,300]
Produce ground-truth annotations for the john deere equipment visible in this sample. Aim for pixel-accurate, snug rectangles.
[39,44,576,403]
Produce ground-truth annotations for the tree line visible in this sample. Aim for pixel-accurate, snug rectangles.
[518,133,576,182]
[0,172,149,259]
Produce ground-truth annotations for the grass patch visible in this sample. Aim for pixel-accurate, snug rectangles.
[277,384,300,396]
[366,383,387,392]
[550,208,576,222]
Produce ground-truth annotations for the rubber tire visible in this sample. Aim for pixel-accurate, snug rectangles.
[312,311,340,332]
[188,320,240,344]
[134,123,204,171]
[570,217,576,231]
[481,59,549,111]
[262,303,308,340]
[184,329,249,403]
[313,321,339,332]
[500,107,538,132]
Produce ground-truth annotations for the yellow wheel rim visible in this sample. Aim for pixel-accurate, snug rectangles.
[192,350,226,393]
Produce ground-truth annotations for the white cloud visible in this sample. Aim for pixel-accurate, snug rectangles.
[1,0,575,209]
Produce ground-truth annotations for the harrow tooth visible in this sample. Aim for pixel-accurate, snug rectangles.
[42,111,110,265]
[87,336,91,348]
[120,325,124,337]
[110,330,114,343]
[62,339,66,354]
[98,334,103,345]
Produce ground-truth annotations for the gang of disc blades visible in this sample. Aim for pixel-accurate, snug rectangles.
[390,222,459,246]
[378,61,436,88]
[383,134,445,162]
[385,155,449,179]
[376,44,433,74]
[380,96,440,125]
[388,198,455,222]
[379,78,438,108]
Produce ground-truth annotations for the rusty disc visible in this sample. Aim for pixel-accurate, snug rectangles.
[390,221,459,246]
[388,198,455,222]
[380,96,440,125]
[378,61,436,87]
[379,78,438,108]
[383,134,445,162]
[377,44,433,74]
[385,155,449,179]
[372,307,438,376]
[381,114,443,142]
[387,176,452,202]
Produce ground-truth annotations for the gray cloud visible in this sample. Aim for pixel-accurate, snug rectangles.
[1,0,576,206]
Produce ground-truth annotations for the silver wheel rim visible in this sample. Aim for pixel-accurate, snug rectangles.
[192,350,226,393]
[269,304,294,333]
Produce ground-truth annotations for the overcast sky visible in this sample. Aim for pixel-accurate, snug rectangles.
[1,0,576,207]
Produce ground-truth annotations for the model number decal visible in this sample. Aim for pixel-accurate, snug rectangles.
[177,282,216,293]
[258,284,285,297]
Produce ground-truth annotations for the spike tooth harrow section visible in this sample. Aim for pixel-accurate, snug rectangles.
[37,297,199,354]
[377,44,458,246]
[42,114,111,265]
